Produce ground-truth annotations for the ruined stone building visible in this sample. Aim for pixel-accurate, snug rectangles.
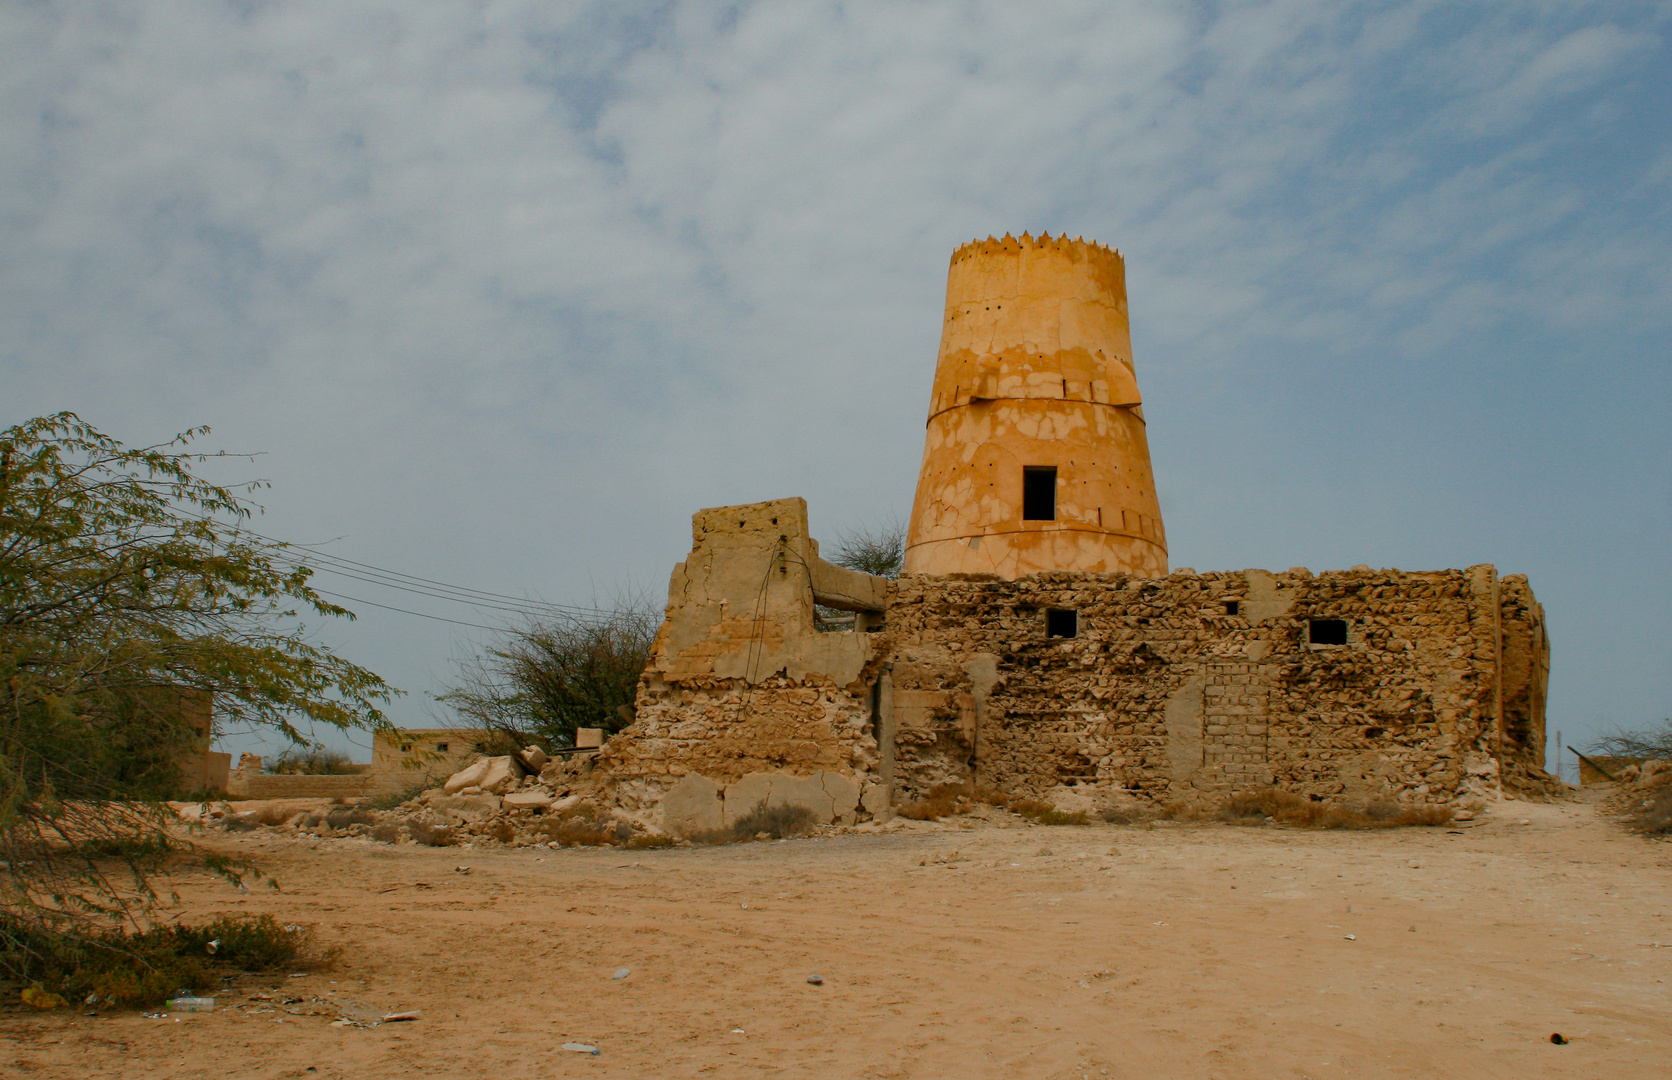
[594,234,1551,833]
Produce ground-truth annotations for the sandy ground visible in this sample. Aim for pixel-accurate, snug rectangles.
[5,796,1669,1079]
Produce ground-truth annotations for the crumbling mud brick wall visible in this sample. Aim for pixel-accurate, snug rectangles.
[594,498,893,832]
[884,564,1549,807]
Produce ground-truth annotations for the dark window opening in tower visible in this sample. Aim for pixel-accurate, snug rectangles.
[1023,467,1057,520]
[1309,619,1348,646]
[1046,609,1078,638]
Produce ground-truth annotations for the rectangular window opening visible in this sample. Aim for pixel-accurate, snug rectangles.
[1308,619,1348,646]
[1046,609,1078,638]
[1022,466,1057,521]
[1224,600,1239,616]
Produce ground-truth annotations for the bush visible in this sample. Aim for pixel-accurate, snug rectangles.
[324,809,374,830]
[728,802,816,840]
[362,783,430,812]
[264,747,361,775]
[407,822,457,847]
[535,811,629,847]
[1,914,328,1008]
[898,784,966,821]
[1186,790,1453,829]
[1626,785,1672,835]
[439,599,658,753]
[369,824,403,844]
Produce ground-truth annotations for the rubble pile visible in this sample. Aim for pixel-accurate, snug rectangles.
[188,748,672,849]
[1607,759,1672,835]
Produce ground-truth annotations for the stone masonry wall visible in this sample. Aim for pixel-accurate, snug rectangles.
[601,672,879,791]
[884,564,1546,808]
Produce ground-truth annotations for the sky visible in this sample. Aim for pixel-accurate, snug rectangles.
[4,1,1669,772]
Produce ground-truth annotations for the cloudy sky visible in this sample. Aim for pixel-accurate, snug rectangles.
[5,1,1669,769]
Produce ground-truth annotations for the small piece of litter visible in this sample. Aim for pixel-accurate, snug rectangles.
[383,1010,421,1022]
[454,865,471,874]
[807,974,823,985]
[740,903,748,909]
[1550,1033,1568,1044]
[164,996,215,1012]
[613,968,631,980]
[731,1028,746,1035]
[1344,934,1356,941]
[562,1042,600,1055]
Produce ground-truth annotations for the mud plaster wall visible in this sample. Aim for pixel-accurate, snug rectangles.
[593,497,890,820]
[884,565,1548,807]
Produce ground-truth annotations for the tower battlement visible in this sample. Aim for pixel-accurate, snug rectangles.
[948,231,1121,266]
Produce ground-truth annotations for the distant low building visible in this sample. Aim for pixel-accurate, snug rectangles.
[371,727,484,794]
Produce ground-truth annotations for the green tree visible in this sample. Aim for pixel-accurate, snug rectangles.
[440,602,658,753]
[0,413,394,960]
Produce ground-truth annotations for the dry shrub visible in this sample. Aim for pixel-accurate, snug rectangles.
[368,823,403,844]
[999,796,1090,826]
[1207,790,1452,829]
[407,821,457,847]
[220,804,296,832]
[486,820,517,844]
[536,815,627,847]
[2,914,330,1009]
[728,801,816,840]
[324,808,374,830]
[623,833,677,849]
[1628,785,1672,835]
[219,814,260,833]
[898,783,966,821]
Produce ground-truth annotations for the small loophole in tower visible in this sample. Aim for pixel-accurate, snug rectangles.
[1023,466,1057,520]
[1309,619,1348,645]
[1224,600,1240,616]
[1046,609,1078,638]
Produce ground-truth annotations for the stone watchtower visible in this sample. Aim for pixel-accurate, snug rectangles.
[903,234,1168,579]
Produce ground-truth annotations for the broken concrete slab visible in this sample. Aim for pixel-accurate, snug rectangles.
[502,789,555,811]
[443,758,490,794]
[478,756,525,795]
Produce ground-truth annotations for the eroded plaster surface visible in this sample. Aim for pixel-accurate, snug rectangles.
[904,234,1167,578]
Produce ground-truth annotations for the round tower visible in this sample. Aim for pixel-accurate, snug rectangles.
[902,233,1168,579]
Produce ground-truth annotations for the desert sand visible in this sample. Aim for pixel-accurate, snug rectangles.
[5,795,1668,1079]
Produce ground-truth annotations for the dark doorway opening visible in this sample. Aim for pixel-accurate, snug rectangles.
[1046,609,1078,638]
[1022,467,1057,520]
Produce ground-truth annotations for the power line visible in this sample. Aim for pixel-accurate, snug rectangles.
[312,590,509,633]
[275,556,576,621]
[185,515,646,630]
[278,545,628,619]
[207,523,638,620]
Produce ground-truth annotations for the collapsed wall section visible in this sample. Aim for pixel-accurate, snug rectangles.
[593,497,892,832]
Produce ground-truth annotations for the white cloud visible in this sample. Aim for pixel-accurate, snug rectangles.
[2,0,1668,756]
